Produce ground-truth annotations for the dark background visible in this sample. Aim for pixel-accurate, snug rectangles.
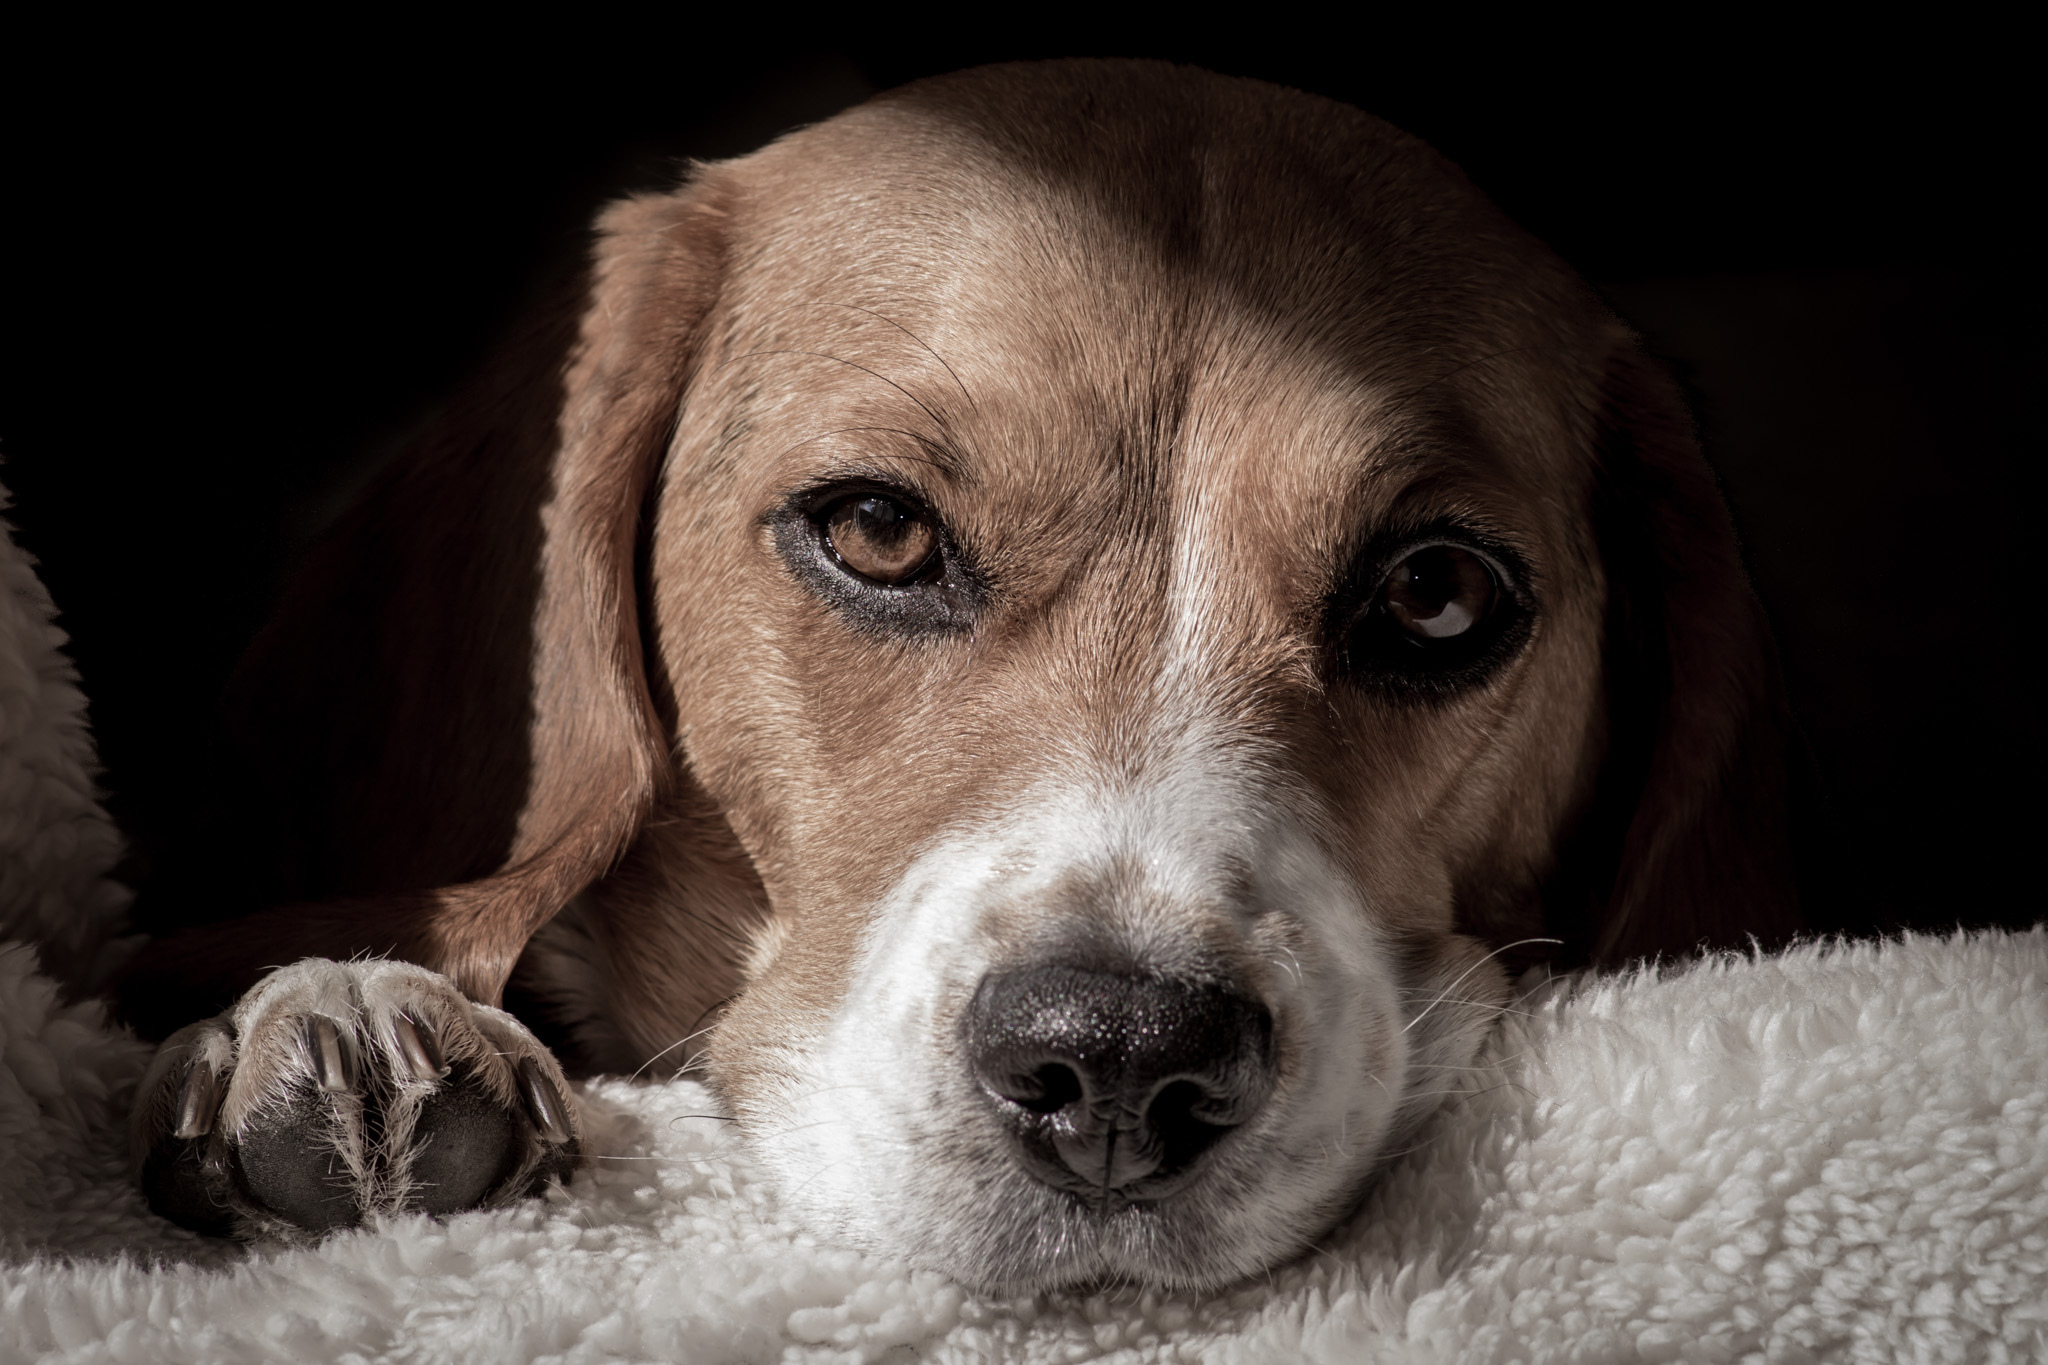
[3,22,2038,939]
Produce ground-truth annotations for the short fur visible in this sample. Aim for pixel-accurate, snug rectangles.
[120,61,1798,1290]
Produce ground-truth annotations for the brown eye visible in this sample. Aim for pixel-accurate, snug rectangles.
[1383,545,1496,641]
[1330,532,1529,694]
[824,495,939,585]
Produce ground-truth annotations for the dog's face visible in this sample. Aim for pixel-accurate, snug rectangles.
[158,61,1795,1294]
[626,71,1619,1289]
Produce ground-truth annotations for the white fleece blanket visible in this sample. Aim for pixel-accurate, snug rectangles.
[2,505,2044,1364]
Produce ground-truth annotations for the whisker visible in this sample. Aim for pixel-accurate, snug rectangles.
[625,1037,693,1084]
[626,1017,731,1083]
[839,304,980,415]
[1423,1077,1542,1113]
[1401,938,1559,1037]
[722,348,951,434]
[1402,997,1543,1026]
[718,298,975,417]
[1425,1053,1532,1074]
[785,1155,865,1202]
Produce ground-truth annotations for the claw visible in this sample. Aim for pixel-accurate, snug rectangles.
[172,1060,218,1139]
[393,1013,450,1081]
[307,1016,353,1092]
[519,1057,572,1144]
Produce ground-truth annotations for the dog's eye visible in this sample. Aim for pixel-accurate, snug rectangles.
[773,482,979,635]
[1331,534,1530,695]
[823,495,939,585]
[1383,546,1495,642]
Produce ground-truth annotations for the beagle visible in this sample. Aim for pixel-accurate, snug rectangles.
[120,60,1799,1291]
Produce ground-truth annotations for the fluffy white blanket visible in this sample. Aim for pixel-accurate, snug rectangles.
[2,506,2043,1364]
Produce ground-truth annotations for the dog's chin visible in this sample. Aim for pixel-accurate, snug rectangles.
[746,1112,1379,1294]
[894,1122,1395,1295]
[762,1061,1480,1294]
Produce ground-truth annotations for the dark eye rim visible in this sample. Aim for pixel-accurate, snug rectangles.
[770,478,983,636]
[1326,526,1536,699]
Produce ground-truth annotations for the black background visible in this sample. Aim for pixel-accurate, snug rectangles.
[3,20,2038,939]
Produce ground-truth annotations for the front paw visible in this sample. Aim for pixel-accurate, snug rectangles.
[129,958,579,1240]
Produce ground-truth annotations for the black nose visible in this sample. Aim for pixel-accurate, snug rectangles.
[966,965,1274,1200]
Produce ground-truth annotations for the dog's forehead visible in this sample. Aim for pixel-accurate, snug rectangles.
[701,73,1609,546]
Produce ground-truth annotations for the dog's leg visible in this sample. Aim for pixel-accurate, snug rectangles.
[129,958,579,1240]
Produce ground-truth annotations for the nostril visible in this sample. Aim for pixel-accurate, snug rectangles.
[1144,1079,1235,1166]
[1020,1063,1083,1114]
[1145,1078,1206,1131]
[987,1062,1084,1114]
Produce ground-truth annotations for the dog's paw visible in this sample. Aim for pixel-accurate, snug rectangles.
[129,958,579,1240]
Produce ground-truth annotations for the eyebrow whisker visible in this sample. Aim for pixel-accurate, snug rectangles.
[722,347,954,437]
[838,304,980,416]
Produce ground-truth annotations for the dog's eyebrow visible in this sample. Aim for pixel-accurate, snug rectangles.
[1382,344,1537,415]
[724,299,982,418]
[769,425,968,485]
[1324,426,1545,588]
[1355,462,1539,549]
[721,347,957,438]
[1347,381,1529,486]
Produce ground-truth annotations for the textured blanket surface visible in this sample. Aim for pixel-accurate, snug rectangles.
[4,931,2044,1364]
[2,500,2044,1364]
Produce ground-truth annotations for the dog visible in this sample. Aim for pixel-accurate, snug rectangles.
[118,60,1799,1291]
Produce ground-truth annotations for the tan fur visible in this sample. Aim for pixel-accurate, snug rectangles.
[120,60,1798,1283]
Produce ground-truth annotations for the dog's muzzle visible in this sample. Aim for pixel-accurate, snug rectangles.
[965,966,1275,1203]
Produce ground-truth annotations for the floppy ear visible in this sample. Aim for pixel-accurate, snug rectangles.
[1560,340,1803,965]
[120,180,734,1032]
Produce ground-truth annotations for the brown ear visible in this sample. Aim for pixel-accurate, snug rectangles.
[1558,339,1803,965]
[122,181,732,1029]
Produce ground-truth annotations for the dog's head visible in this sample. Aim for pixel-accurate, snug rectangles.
[177,62,1798,1290]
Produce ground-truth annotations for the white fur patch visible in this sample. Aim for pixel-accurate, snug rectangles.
[747,728,1427,1287]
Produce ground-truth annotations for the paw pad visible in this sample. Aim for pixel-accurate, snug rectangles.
[132,958,581,1241]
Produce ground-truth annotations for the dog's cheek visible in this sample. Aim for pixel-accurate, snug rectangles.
[699,879,965,1252]
[1395,930,1512,1129]
[699,904,853,1111]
